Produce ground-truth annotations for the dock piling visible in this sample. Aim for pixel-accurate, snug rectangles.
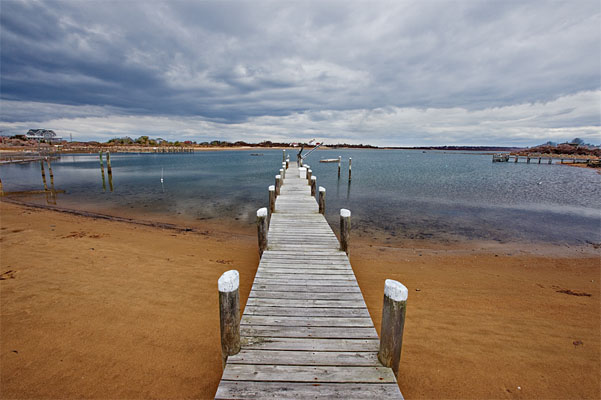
[378,279,408,376]
[279,168,285,181]
[268,185,276,214]
[318,186,326,214]
[275,175,281,196]
[340,209,351,254]
[299,167,307,179]
[257,207,268,255]
[218,270,241,367]
[310,176,316,196]
[282,149,286,162]
[307,168,312,183]
[338,156,341,178]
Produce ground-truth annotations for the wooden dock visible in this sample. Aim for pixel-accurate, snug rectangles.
[215,162,403,399]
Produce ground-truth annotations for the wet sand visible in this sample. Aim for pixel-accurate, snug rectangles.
[1,201,599,399]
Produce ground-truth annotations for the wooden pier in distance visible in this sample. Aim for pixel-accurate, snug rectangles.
[215,161,404,399]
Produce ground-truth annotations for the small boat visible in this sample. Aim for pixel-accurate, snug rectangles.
[319,159,339,163]
[250,153,264,156]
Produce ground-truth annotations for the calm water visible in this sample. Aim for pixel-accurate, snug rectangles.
[1,149,600,245]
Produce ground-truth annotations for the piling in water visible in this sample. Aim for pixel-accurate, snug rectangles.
[338,156,341,178]
[378,279,408,376]
[348,157,352,181]
[311,176,317,196]
[275,175,281,196]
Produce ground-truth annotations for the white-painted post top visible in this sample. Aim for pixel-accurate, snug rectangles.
[384,279,408,302]
[218,269,239,293]
[280,169,284,174]
[304,165,310,169]
[340,209,351,218]
[257,207,268,218]
[275,174,281,179]
[268,185,275,191]
[311,176,316,182]
[319,186,326,193]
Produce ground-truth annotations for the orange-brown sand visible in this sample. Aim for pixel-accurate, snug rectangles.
[1,201,599,399]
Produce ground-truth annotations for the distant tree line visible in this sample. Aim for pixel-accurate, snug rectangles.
[519,138,601,156]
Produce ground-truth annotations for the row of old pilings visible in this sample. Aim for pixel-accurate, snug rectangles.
[218,157,408,377]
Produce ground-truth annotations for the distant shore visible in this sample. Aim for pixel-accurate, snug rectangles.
[1,200,599,399]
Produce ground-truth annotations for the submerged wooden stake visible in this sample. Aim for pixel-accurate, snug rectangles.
[378,279,408,376]
[40,160,48,191]
[318,186,326,214]
[338,156,341,178]
[106,152,113,192]
[340,208,351,255]
[310,176,317,196]
[218,270,241,368]
[257,207,268,255]
[46,159,55,188]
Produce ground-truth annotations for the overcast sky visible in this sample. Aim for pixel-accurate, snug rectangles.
[1,0,599,146]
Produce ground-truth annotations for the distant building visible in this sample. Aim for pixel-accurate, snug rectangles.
[26,129,62,142]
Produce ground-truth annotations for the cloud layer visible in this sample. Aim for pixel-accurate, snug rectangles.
[1,0,599,145]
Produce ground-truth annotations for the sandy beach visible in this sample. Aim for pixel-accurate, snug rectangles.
[1,201,599,399]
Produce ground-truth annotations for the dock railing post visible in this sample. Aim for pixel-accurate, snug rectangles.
[282,163,287,177]
[307,168,312,183]
[275,175,281,196]
[218,270,241,368]
[340,209,351,254]
[378,279,408,377]
[318,186,326,214]
[282,149,286,162]
[338,156,341,178]
[348,157,352,181]
[269,185,276,214]
[257,207,268,255]
[311,176,317,196]
[280,168,285,180]
[285,158,289,169]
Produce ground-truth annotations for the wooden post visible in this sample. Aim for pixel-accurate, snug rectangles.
[526,156,530,164]
[257,207,268,256]
[218,269,241,367]
[307,169,312,183]
[548,158,552,164]
[0,178,3,196]
[378,279,408,376]
[285,158,289,169]
[269,185,276,213]
[282,163,287,177]
[514,156,518,163]
[280,168,285,181]
[282,149,286,162]
[46,159,55,188]
[338,156,341,178]
[340,209,351,255]
[318,186,326,214]
[348,157,352,181]
[40,160,48,191]
[107,152,113,192]
[275,175,281,196]
[311,176,317,196]
[99,151,106,191]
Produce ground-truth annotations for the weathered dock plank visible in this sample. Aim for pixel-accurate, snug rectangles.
[215,161,403,399]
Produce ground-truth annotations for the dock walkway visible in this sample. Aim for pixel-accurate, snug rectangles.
[215,162,403,399]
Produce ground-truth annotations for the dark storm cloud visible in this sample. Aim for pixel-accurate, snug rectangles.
[0,0,599,144]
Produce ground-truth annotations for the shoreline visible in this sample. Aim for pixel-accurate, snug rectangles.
[1,201,599,398]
